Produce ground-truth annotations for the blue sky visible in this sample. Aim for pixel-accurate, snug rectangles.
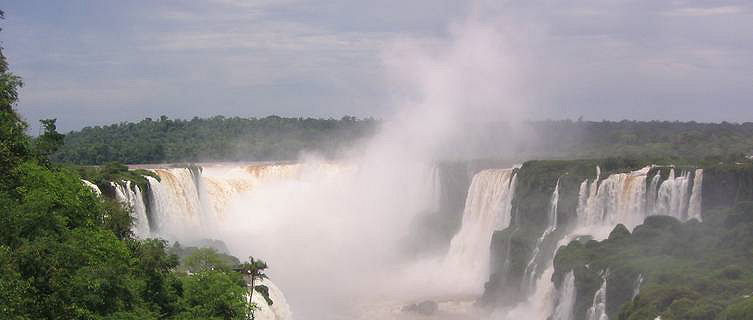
[2,0,753,132]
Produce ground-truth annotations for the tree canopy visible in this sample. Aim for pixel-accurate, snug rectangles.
[0,18,262,320]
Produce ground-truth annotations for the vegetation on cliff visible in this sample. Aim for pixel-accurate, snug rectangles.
[554,202,753,320]
[483,158,652,306]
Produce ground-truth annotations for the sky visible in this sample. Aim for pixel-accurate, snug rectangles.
[2,0,753,132]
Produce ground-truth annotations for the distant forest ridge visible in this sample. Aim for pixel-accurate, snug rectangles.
[52,116,753,165]
[53,115,379,165]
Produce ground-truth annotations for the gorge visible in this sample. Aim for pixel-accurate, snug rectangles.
[80,156,753,320]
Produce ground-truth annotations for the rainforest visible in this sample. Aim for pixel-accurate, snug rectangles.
[3,2,753,320]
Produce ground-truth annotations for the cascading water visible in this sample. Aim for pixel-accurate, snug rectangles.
[654,169,692,219]
[143,163,321,320]
[112,181,150,238]
[551,270,576,320]
[523,178,560,292]
[578,166,650,231]
[505,165,704,320]
[577,166,702,235]
[632,274,644,300]
[586,275,608,320]
[199,164,311,221]
[146,169,204,240]
[443,168,516,295]
[81,179,101,195]
[252,279,293,320]
[687,169,703,221]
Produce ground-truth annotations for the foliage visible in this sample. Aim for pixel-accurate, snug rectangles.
[176,271,248,320]
[52,115,379,164]
[516,120,753,164]
[482,158,652,306]
[169,244,240,274]
[74,161,160,195]
[553,202,753,320]
[51,115,753,166]
[35,119,65,159]
[0,22,253,320]
[238,257,270,320]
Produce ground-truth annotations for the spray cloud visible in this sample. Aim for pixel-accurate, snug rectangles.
[199,5,534,318]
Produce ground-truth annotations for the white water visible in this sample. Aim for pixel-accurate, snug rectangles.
[144,164,342,320]
[688,169,704,221]
[121,162,704,319]
[146,169,203,240]
[523,179,560,293]
[654,169,692,220]
[632,274,644,300]
[252,279,293,320]
[504,165,704,320]
[551,271,576,320]
[578,166,650,231]
[135,161,441,319]
[585,276,608,320]
[112,181,150,238]
[443,168,517,295]
[81,179,101,195]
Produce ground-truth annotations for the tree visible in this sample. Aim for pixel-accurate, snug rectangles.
[0,12,257,320]
[238,257,270,320]
[181,247,234,274]
[35,118,65,158]
[0,9,30,192]
[177,271,247,320]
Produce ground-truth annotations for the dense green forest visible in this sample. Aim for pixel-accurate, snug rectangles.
[554,204,753,320]
[548,162,753,320]
[0,15,269,319]
[471,120,753,164]
[52,115,378,164]
[52,115,753,165]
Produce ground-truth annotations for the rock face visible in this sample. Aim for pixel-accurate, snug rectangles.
[482,159,627,307]
[549,162,753,320]
[476,159,753,319]
[402,301,439,316]
[702,162,753,213]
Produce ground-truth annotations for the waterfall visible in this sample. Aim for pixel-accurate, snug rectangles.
[687,169,703,221]
[654,169,692,219]
[513,165,703,320]
[81,179,101,195]
[585,276,608,320]
[146,168,204,240]
[551,270,576,320]
[429,165,442,213]
[112,181,150,238]
[200,164,307,221]
[632,274,644,300]
[523,178,560,292]
[578,166,650,230]
[443,168,516,295]
[575,165,703,239]
[252,279,293,320]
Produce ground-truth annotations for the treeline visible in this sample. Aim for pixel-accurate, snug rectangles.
[53,115,379,164]
[54,117,753,165]
[461,120,753,164]
[523,120,753,163]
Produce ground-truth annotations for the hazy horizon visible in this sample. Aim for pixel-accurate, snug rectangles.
[3,0,753,132]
